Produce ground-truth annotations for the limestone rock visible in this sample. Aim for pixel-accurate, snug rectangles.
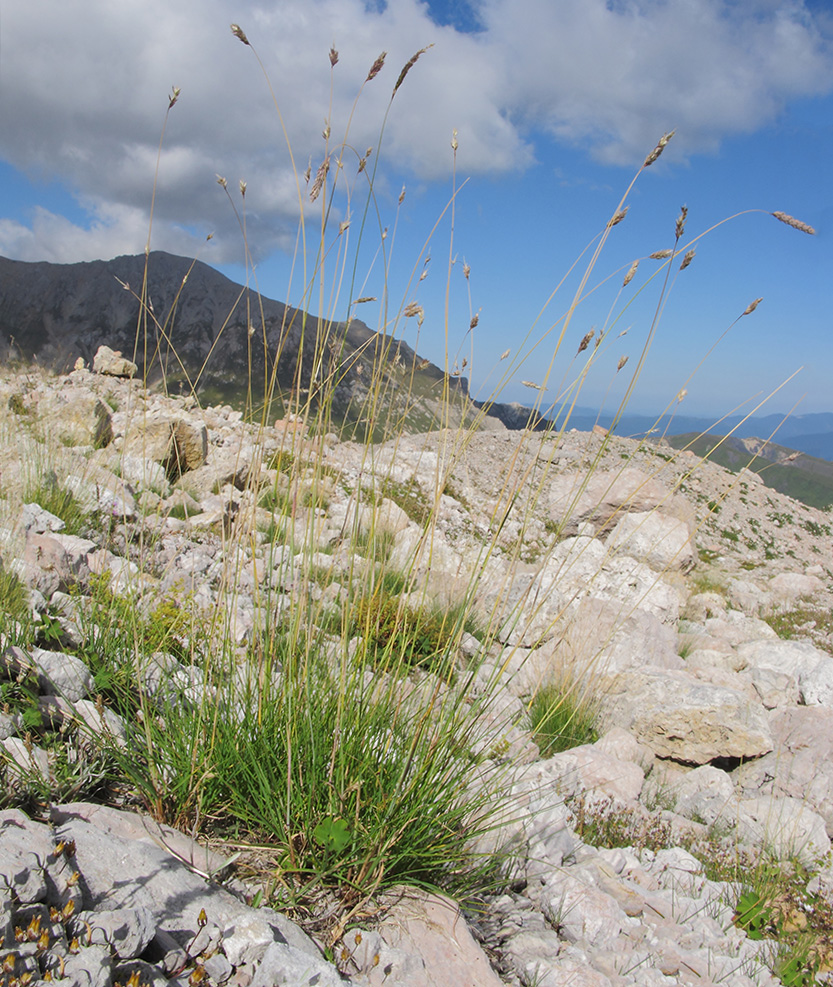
[736,795,831,864]
[606,510,695,572]
[347,889,505,987]
[600,668,773,764]
[38,385,113,448]
[93,344,137,378]
[121,412,208,478]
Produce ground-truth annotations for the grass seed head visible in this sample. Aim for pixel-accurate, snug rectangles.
[366,51,387,82]
[577,330,594,354]
[679,248,695,270]
[623,259,639,286]
[743,297,763,316]
[310,157,330,202]
[607,207,628,228]
[617,355,629,371]
[675,205,688,239]
[772,211,816,235]
[168,87,181,110]
[650,249,673,260]
[230,24,250,46]
[393,45,433,98]
[644,130,675,167]
[329,46,339,67]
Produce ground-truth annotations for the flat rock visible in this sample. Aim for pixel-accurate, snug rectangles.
[599,668,772,764]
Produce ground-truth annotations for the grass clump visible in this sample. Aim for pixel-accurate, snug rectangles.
[0,566,30,622]
[527,679,598,756]
[764,605,833,644]
[350,587,474,677]
[24,474,90,536]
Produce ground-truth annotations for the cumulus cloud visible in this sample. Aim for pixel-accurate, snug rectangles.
[0,0,830,263]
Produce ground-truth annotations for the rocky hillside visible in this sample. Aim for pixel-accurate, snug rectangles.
[3,358,833,987]
[0,252,480,439]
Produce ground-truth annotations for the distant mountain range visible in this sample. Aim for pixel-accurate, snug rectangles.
[2,251,832,475]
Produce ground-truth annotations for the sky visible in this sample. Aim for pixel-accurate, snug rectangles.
[0,0,831,421]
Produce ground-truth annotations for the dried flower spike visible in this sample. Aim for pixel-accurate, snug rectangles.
[521,380,546,391]
[230,24,250,46]
[463,262,470,280]
[623,259,639,287]
[644,130,675,167]
[617,355,629,372]
[366,51,387,82]
[771,211,816,235]
[398,186,406,205]
[500,349,510,360]
[607,207,628,228]
[675,205,688,239]
[329,46,339,67]
[577,330,594,354]
[393,44,433,98]
[679,249,695,271]
[649,249,673,260]
[469,314,479,330]
[309,157,330,202]
[451,129,458,152]
[168,86,181,110]
[743,297,763,316]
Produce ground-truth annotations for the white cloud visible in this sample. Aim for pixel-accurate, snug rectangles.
[0,0,830,263]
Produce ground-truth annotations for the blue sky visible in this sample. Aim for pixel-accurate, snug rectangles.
[1,0,831,420]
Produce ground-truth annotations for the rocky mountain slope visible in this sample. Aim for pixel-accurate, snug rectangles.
[0,252,479,439]
[3,357,833,987]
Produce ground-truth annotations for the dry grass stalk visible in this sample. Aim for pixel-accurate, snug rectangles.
[771,211,816,235]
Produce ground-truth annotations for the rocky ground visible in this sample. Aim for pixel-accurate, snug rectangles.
[2,354,833,987]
